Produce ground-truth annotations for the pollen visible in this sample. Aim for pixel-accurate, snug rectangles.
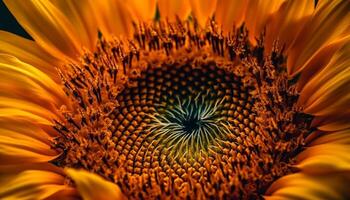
[52,20,313,199]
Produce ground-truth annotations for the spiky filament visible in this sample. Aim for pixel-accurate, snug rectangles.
[147,95,231,159]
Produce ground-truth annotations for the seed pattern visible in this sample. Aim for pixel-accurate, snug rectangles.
[113,63,255,171]
[52,20,313,199]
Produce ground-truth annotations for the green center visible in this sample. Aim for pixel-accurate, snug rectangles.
[148,95,229,156]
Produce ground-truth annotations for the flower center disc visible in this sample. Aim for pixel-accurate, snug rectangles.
[53,20,313,199]
[112,63,254,174]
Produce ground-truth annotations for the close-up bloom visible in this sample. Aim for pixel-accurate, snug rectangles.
[0,0,349,199]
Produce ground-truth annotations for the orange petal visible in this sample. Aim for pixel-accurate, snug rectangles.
[0,128,53,153]
[287,0,350,75]
[189,0,217,27]
[309,129,350,146]
[0,108,54,126]
[265,173,350,199]
[0,97,57,121]
[244,0,284,44]
[0,105,58,166]
[65,168,126,200]
[296,36,350,90]
[214,0,249,32]
[0,119,54,145]
[316,115,350,132]
[0,137,58,165]
[0,162,64,175]
[125,0,157,22]
[0,170,70,199]
[296,144,350,174]
[0,54,67,108]
[158,0,191,21]
[265,0,314,52]
[88,0,133,39]
[45,188,80,200]
[0,31,61,81]
[50,0,99,51]
[4,0,83,61]
[299,42,350,117]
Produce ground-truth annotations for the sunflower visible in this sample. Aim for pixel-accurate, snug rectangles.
[0,0,349,199]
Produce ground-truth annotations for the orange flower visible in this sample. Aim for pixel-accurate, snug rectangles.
[0,0,349,199]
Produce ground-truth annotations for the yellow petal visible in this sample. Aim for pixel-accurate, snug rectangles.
[299,42,350,117]
[0,97,57,121]
[50,0,99,51]
[310,129,350,146]
[214,0,249,32]
[0,162,63,175]
[265,173,350,200]
[316,115,350,131]
[65,168,125,200]
[0,120,58,165]
[265,0,314,52]
[0,170,70,200]
[4,0,83,61]
[0,119,54,144]
[0,54,66,108]
[0,108,53,126]
[244,0,284,44]
[0,31,61,81]
[296,36,350,90]
[45,188,79,200]
[88,0,133,38]
[287,0,350,75]
[0,139,58,165]
[296,144,350,174]
[125,0,157,21]
[158,0,191,21]
[0,129,53,154]
[189,0,217,27]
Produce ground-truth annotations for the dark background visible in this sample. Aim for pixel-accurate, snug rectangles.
[0,0,318,40]
[0,0,31,39]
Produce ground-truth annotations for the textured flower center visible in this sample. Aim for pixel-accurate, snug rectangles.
[52,20,313,199]
[115,63,253,162]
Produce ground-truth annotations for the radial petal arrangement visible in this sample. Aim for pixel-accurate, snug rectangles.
[0,0,349,199]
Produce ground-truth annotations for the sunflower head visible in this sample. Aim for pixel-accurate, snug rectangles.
[0,0,350,199]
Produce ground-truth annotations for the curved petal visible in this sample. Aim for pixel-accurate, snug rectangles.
[0,118,59,165]
[310,129,350,146]
[297,36,350,90]
[189,0,217,27]
[125,0,157,22]
[296,144,350,174]
[299,41,350,118]
[65,168,125,200]
[0,119,54,145]
[0,108,54,126]
[0,54,67,109]
[0,97,57,122]
[4,0,83,61]
[0,137,58,165]
[0,170,70,200]
[0,31,62,81]
[49,0,99,51]
[265,172,350,200]
[88,0,133,38]
[287,0,350,75]
[158,0,191,21]
[244,0,285,44]
[265,0,314,52]
[45,188,79,200]
[214,0,249,32]
[316,115,350,132]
